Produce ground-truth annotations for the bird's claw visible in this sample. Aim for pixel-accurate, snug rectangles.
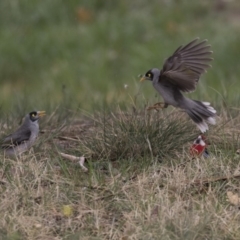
[147,102,167,111]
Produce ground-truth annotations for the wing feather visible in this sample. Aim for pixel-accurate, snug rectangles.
[160,38,213,92]
[2,128,31,148]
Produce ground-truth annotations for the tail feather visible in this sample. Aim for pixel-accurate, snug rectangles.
[186,100,216,132]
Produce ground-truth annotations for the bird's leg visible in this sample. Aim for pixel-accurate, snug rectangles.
[147,102,168,111]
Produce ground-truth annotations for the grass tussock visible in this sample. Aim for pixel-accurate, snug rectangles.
[78,108,197,161]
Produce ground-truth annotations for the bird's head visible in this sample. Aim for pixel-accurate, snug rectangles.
[29,111,46,122]
[140,68,160,82]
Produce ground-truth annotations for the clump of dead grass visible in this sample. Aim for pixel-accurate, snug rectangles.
[1,108,240,239]
[78,108,197,161]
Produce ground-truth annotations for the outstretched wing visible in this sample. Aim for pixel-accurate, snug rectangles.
[160,38,213,92]
[2,128,31,149]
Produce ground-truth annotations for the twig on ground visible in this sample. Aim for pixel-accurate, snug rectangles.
[187,171,240,186]
[57,136,79,141]
[59,152,88,172]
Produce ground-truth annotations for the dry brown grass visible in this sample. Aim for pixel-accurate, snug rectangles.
[1,108,240,239]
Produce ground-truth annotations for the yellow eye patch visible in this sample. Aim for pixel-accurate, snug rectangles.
[31,113,36,117]
[148,73,151,77]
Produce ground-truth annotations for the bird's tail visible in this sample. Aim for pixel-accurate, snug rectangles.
[185,100,216,133]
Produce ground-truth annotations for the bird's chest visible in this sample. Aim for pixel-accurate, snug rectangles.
[152,82,180,107]
[28,130,39,147]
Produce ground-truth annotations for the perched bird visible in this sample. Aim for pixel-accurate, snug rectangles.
[140,38,216,132]
[190,134,209,158]
[2,111,45,157]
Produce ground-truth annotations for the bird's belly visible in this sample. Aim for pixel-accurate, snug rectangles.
[4,142,29,157]
[29,133,38,147]
[153,83,179,107]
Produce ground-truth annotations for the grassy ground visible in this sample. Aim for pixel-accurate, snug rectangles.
[1,0,240,239]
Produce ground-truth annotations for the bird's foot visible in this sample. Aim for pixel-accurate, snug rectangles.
[147,102,168,111]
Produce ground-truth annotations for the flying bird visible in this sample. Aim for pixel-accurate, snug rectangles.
[140,38,216,132]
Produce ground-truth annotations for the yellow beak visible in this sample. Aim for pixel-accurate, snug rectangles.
[140,76,147,82]
[37,111,46,117]
[139,74,151,82]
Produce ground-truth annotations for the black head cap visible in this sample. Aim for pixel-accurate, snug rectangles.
[144,69,154,81]
[29,111,39,122]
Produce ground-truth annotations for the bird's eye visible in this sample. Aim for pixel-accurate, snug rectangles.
[147,73,151,77]
[31,113,36,117]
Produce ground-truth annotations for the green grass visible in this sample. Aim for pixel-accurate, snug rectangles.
[1,0,240,111]
[1,0,240,239]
